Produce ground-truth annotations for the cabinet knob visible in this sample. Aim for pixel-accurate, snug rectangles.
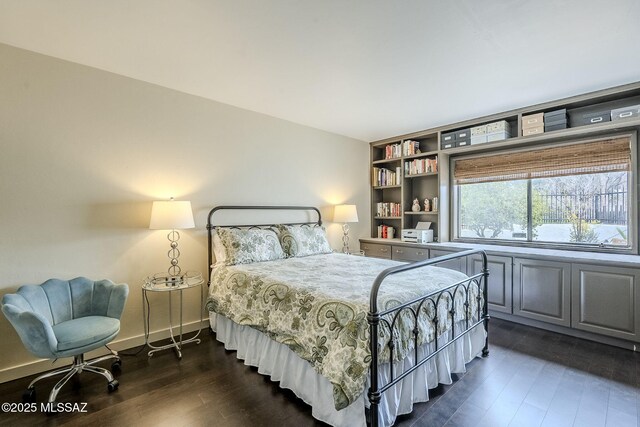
[396,249,403,253]
[380,248,388,253]
[416,251,424,255]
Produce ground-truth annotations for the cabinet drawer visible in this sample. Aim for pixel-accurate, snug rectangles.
[361,243,391,259]
[391,246,429,262]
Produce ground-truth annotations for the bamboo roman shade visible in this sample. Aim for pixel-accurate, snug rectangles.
[454,137,631,185]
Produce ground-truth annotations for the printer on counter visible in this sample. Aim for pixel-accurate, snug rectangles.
[401,221,434,243]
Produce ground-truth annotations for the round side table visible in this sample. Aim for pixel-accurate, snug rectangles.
[142,271,204,359]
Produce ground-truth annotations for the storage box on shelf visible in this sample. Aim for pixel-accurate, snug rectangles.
[455,129,471,147]
[471,125,487,145]
[441,128,471,149]
[522,112,544,136]
[579,110,611,126]
[465,120,512,144]
[486,120,512,142]
[441,132,456,149]
[611,104,640,121]
[544,108,568,132]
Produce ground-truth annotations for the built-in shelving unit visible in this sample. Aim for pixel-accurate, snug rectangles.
[365,81,640,350]
[367,81,640,245]
[370,135,440,240]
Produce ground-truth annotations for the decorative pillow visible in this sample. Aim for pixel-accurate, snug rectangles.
[211,231,227,266]
[216,227,285,266]
[276,224,333,258]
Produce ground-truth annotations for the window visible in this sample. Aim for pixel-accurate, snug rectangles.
[453,137,633,251]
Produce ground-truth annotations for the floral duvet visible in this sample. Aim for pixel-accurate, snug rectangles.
[206,252,478,410]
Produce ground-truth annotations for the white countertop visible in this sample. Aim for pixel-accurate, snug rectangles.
[359,237,640,267]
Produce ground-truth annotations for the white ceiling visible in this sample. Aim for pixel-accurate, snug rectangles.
[1,0,639,142]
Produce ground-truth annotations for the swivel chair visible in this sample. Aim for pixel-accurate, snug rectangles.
[1,277,128,403]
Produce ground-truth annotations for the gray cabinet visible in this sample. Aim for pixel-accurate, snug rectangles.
[430,249,466,273]
[468,254,513,314]
[514,258,571,327]
[391,245,429,262]
[572,264,640,341]
[361,242,391,259]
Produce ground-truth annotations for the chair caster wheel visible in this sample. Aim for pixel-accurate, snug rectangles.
[22,388,36,403]
[107,380,119,392]
[111,359,122,372]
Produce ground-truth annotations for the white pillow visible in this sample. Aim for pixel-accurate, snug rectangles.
[212,231,226,266]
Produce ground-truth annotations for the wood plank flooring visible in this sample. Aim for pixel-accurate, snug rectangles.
[0,318,638,427]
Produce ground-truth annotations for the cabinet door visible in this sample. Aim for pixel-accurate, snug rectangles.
[572,264,640,341]
[391,246,429,262]
[467,254,513,314]
[513,258,570,327]
[430,249,466,273]
[361,242,391,259]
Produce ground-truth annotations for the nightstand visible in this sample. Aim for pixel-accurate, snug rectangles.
[142,271,204,359]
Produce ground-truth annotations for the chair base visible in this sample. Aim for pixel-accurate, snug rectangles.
[23,348,120,404]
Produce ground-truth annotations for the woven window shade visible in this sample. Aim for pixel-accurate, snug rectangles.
[454,137,631,185]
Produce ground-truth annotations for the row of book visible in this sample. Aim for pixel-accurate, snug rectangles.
[404,157,437,176]
[384,143,402,159]
[377,224,395,239]
[376,202,401,218]
[402,140,421,156]
[382,140,423,159]
[372,167,401,187]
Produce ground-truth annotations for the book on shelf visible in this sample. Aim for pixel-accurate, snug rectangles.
[377,224,395,239]
[372,166,402,186]
[403,140,420,156]
[376,202,401,217]
[404,157,437,176]
[385,143,402,159]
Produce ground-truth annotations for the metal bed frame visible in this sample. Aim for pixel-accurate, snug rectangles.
[206,206,489,427]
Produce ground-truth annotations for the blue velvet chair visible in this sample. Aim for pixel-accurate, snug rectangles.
[1,277,129,403]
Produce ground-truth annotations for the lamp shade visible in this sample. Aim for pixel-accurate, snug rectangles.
[149,200,195,230]
[334,204,358,223]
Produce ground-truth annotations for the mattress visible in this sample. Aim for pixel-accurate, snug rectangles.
[206,252,482,413]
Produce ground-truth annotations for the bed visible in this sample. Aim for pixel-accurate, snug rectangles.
[205,206,489,427]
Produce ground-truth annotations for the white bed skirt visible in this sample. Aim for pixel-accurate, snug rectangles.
[210,312,485,427]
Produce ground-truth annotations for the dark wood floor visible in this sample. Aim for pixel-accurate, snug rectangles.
[0,319,638,427]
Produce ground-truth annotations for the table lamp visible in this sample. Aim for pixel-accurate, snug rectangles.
[334,204,358,254]
[149,198,195,277]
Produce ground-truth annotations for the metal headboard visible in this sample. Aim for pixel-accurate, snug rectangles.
[206,205,322,286]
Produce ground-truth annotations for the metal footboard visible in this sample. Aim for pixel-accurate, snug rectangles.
[367,249,490,427]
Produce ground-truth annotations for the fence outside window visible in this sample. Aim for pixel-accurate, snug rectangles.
[539,188,627,225]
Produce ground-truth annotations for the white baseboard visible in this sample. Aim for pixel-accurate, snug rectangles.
[0,320,208,384]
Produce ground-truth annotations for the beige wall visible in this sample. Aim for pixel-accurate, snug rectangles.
[0,43,369,382]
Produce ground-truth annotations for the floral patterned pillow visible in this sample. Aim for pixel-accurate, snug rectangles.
[276,224,333,258]
[216,228,285,265]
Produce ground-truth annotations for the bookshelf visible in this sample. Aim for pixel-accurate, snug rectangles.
[370,136,440,241]
[367,81,640,247]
